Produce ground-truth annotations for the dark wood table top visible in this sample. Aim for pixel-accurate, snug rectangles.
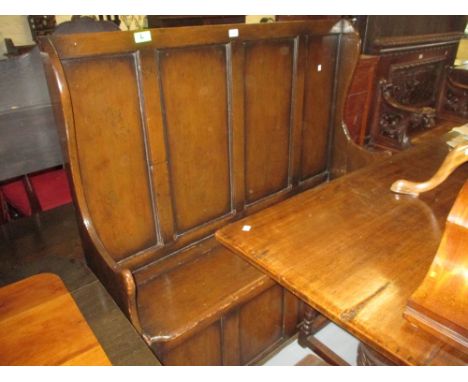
[216,136,468,365]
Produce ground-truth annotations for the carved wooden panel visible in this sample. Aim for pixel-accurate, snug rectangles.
[388,58,445,106]
[300,35,338,180]
[367,43,459,150]
[444,87,468,120]
[63,54,159,260]
[158,45,233,234]
[243,39,295,204]
[438,67,468,123]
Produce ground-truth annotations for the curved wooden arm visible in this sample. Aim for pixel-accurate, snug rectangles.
[446,68,468,91]
[391,143,468,196]
[120,269,144,335]
[447,75,468,91]
[380,79,436,117]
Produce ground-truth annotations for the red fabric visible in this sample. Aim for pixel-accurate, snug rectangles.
[0,180,32,216]
[29,169,72,211]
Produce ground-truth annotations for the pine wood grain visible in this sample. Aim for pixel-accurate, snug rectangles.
[0,273,111,365]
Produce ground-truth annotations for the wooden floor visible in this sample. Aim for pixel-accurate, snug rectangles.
[0,204,160,366]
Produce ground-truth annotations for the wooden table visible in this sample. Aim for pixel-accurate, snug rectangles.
[216,137,468,365]
[1,204,161,366]
[0,273,111,365]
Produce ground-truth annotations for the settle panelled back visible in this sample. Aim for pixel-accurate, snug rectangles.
[159,45,232,233]
[244,39,293,204]
[41,20,359,365]
[63,55,160,260]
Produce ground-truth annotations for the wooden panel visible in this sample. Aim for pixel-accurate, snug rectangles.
[300,35,338,180]
[161,322,222,365]
[283,289,300,336]
[63,54,158,261]
[158,45,232,234]
[222,310,241,365]
[239,284,283,364]
[244,39,295,204]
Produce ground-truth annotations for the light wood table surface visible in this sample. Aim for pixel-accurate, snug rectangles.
[0,272,111,365]
[216,137,468,365]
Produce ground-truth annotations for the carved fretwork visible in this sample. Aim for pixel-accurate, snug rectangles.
[379,111,406,145]
[389,60,443,106]
[375,79,436,149]
[369,56,446,151]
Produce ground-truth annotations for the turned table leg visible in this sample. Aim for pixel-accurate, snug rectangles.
[298,305,349,365]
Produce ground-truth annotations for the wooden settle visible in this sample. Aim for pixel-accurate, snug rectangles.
[40,19,370,365]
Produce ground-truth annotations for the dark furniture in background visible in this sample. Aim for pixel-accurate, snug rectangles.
[350,16,467,151]
[54,16,120,34]
[147,15,245,28]
[344,55,380,145]
[0,45,61,183]
[437,65,468,123]
[0,45,66,223]
[97,15,121,27]
[27,16,56,42]
[0,17,120,225]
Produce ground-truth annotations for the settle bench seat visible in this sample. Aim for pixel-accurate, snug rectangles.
[137,244,274,349]
[40,20,361,364]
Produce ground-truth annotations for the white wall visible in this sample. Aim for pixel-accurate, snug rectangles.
[245,15,275,24]
[455,38,468,65]
[0,15,33,57]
